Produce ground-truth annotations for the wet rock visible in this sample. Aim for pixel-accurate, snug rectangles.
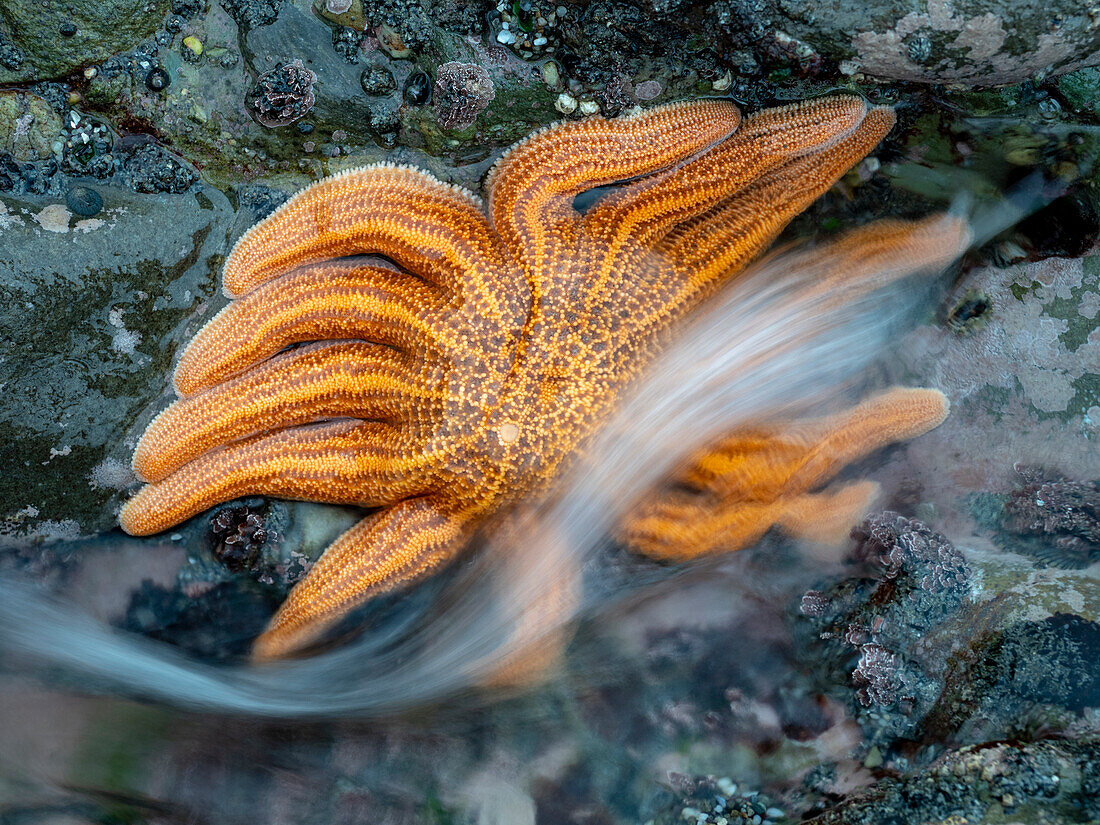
[651,775,785,825]
[236,182,289,219]
[805,738,1100,824]
[116,143,197,194]
[0,152,60,196]
[1059,67,1100,114]
[776,0,1100,85]
[120,579,279,660]
[219,0,284,30]
[243,3,553,157]
[1015,189,1100,261]
[242,5,378,139]
[0,182,233,543]
[172,0,208,17]
[988,614,1100,713]
[801,514,973,742]
[0,0,172,85]
[896,243,1100,510]
[1001,466,1100,567]
[0,91,63,163]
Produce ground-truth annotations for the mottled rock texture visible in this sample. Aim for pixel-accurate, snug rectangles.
[0,183,234,542]
[778,0,1100,84]
[0,0,172,84]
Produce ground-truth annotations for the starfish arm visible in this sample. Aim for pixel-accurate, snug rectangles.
[119,420,434,535]
[174,263,449,396]
[221,165,516,318]
[133,342,440,483]
[622,495,799,560]
[252,498,472,661]
[580,96,870,302]
[486,100,741,284]
[623,478,881,560]
[621,388,948,559]
[657,106,897,307]
[682,388,949,501]
[796,214,972,304]
[770,387,949,493]
[774,480,882,544]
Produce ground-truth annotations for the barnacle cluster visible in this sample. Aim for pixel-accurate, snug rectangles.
[432,61,494,130]
[208,505,270,573]
[1003,465,1099,568]
[245,59,317,127]
[852,511,970,594]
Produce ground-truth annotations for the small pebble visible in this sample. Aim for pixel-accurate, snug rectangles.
[555,92,577,114]
[578,99,599,115]
[635,79,661,100]
[182,35,203,58]
[540,60,560,87]
[65,185,103,218]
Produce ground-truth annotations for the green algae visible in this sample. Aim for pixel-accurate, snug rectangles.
[0,184,232,540]
[0,0,171,84]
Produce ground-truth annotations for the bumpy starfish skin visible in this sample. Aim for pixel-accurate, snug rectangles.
[121,96,948,661]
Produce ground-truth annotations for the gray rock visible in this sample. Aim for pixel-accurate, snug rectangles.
[0,91,63,162]
[805,738,1100,824]
[0,0,172,84]
[776,0,1100,85]
[0,182,234,544]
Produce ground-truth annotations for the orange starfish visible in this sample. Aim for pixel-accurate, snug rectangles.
[119,96,955,661]
[622,387,950,560]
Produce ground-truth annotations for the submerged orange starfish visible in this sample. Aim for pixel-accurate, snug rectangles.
[119,96,960,662]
